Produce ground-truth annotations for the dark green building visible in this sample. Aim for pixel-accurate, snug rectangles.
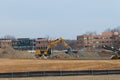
[12,38,35,50]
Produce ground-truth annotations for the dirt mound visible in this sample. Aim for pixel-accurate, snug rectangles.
[0,47,35,59]
[50,51,104,60]
[51,52,79,59]
[98,49,115,57]
[0,47,113,60]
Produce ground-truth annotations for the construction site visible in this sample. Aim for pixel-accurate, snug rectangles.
[0,31,119,80]
[1,0,120,79]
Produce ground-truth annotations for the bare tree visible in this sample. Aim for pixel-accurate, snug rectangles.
[104,28,112,32]
[104,26,120,33]
[3,35,16,40]
[111,26,120,33]
[84,31,97,35]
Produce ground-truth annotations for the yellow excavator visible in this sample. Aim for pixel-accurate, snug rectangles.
[35,37,78,58]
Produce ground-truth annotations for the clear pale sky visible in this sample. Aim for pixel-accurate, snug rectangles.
[0,0,120,39]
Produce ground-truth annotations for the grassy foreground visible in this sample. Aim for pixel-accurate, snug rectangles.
[0,59,120,73]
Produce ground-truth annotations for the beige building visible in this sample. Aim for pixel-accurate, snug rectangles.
[77,32,115,49]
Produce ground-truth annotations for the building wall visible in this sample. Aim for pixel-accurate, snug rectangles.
[77,32,113,49]
[12,38,35,50]
[35,38,49,51]
[1,32,120,51]
[112,33,120,49]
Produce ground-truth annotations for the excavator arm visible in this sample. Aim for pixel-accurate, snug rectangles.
[44,37,72,56]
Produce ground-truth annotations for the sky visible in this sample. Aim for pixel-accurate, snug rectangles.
[0,0,120,39]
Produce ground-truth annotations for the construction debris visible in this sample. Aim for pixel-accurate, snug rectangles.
[0,47,116,60]
[0,47,35,59]
[50,50,109,60]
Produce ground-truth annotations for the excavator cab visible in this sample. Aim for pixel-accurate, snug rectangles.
[44,48,52,56]
[35,50,44,58]
[35,49,52,58]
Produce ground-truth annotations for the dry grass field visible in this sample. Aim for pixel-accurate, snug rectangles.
[0,75,120,80]
[0,59,120,73]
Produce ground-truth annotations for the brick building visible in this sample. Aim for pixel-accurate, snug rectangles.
[112,32,120,49]
[77,32,114,49]
[0,39,12,48]
[35,38,49,51]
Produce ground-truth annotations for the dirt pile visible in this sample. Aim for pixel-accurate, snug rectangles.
[50,51,105,60]
[0,47,35,59]
[0,47,114,60]
[98,49,115,57]
[51,52,79,59]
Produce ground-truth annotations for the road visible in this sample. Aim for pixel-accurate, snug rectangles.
[0,70,120,78]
